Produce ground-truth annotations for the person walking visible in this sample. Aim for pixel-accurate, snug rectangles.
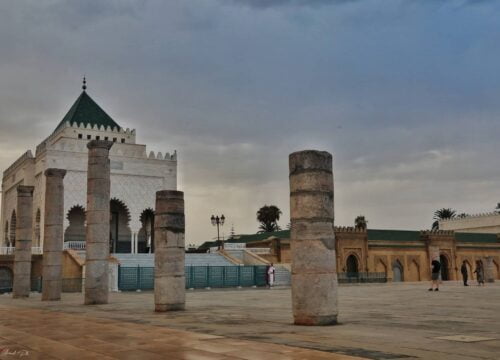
[429,258,441,291]
[267,263,276,288]
[474,260,485,286]
[461,261,469,286]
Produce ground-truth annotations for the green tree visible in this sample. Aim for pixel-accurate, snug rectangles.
[354,215,368,230]
[495,203,500,213]
[432,208,457,230]
[257,205,282,233]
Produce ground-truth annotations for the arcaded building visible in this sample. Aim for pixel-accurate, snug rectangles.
[1,83,177,254]
[220,227,500,282]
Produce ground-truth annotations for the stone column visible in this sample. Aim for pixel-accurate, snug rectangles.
[84,140,113,305]
[484,257,495,283]
[154,190,185,312]
[12,186,35,298]
[42,169,66,301]
[289,150,337,325]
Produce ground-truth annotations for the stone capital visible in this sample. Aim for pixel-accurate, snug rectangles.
[44,168,67,178]
[87,140,114,150]
[16,185,34,196]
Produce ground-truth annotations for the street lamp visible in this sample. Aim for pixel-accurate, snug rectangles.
[211,214,225,250]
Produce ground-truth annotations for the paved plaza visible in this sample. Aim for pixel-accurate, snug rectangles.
[0,282,499,359]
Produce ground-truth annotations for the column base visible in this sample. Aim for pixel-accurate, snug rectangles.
[155,303,185,312]
[293,314,338,326]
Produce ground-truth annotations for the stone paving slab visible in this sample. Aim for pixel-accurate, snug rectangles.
[0,306,363,360]
[0,281,499,359]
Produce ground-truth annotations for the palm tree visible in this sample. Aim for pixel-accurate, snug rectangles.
[257,205,282,233]
[432,208,456,230]
[354,215,368,230]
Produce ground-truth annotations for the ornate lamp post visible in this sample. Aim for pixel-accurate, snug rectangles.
[211,214,225,250]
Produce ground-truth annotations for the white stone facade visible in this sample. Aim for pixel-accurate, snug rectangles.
[1,116,177,254]
[439,212,500,234]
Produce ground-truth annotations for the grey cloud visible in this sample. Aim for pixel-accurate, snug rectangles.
[226,0,356,8]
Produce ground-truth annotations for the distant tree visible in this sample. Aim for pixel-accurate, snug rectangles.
[257,205,282,233]
[354,215,368,230]
[432,208,457,230]
[496,203,500,213]
[457,213,469,218]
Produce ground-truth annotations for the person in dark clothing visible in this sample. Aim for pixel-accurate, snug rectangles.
[461,261,469,286]
[429,259,441,291]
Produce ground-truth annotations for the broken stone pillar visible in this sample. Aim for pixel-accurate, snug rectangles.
[42,168,66,301]
[12,185,35,298]
[154,190,185,312]
[289,150,338,325]
[483,257,495,283]
[84,140,113,305]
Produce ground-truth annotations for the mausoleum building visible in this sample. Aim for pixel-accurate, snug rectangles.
[1,84,177,255]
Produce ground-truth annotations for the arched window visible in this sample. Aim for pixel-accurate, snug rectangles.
[139,209,155,253]
[65,205,86,243]
[110,199,131,253]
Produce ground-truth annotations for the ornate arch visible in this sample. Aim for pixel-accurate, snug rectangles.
[344,251,362,269]
[138,208,155,253]
[66,205,86,221]
[110,198,131,223]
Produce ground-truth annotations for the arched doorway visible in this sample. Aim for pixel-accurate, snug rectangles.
[375,259,387,275]
[138,209,155,253]
[9,211,16,247]
[34,209,41,247]
[65,205,86,243]
[440,255,450,281]
[346,254,359,275]
[408,260,420,281]
[110,199,131,253]
[392,260,404,282]
[0,267,13,293]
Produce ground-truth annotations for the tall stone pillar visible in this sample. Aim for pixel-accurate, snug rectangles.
[154,190,185,312]
[84,140,113,305]
[12,186,35,298]
[42,169,66,301]
[289,150,337,325]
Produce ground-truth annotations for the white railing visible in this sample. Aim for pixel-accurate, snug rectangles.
[63,241,86,250]
[0,246,15,255]
[246,247,271,255]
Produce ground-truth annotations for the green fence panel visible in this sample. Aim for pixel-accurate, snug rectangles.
[139,267,154,290]
[118,267,139,291]
[240,266,255,287]
[255,266,268,286]
[208,266,224,287]
[118,265,269,291]
[192,266,208,289]
[223,267,239,287]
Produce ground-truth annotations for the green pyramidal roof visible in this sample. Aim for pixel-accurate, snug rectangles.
[55,91,121,132]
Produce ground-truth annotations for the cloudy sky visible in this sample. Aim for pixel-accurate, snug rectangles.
[1,0,499,245]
